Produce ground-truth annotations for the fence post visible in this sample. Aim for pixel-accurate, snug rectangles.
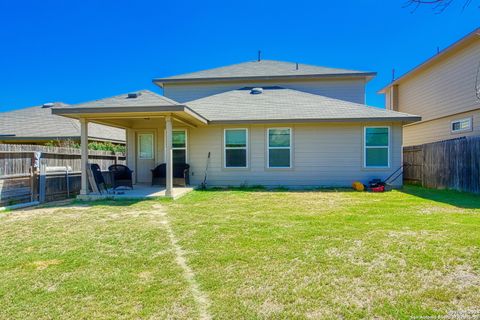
[66,167,70,198]
[32,151,41,201]
[421,145,425,187]
[39,158,47,203]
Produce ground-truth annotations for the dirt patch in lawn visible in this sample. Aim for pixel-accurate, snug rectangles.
[32,259,62,270]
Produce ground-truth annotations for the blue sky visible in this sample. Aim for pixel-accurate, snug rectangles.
[0,0,478,112]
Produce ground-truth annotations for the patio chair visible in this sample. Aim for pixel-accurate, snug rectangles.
[108,164,133,190]
[151,163,190,187]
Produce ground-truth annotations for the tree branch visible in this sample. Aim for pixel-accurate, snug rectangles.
[403,0,476,13]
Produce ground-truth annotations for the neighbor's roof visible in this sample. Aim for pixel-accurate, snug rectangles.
[154,60,376,86]
[186,87,421,124]
[379,27,480,93]
[0,102,125,142]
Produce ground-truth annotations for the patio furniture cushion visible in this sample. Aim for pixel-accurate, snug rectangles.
[108,164,133,190]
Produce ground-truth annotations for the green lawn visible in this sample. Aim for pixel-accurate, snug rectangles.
[0,186,479,319]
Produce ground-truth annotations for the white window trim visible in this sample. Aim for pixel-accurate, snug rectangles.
[267,127,292,169]
[451,117,472,133]
[363,126,390,169]
[164,129,188,163]
[224,128,248,169]
[138,133,154,160]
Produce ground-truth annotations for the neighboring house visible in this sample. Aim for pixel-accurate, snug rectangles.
[52,60,420,196]
[380,28,480,146]
[0,102,125,145]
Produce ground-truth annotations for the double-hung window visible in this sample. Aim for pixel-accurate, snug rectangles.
[224,129,248,168]
[267,128,291,168]
[364,127,390,168]
[165,130,187,165]
[172,130,187,165]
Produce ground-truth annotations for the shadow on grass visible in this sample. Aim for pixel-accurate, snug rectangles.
[197,185,356,193]
[69,197,171,208]
[400,184,480,209]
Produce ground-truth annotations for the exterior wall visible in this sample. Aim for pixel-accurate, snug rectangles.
[126,119,167,183]
[403,109,480,146]
[385,89,392,110]
[183,122,403,187]
[163,78,366,104]
[390,38,480,145]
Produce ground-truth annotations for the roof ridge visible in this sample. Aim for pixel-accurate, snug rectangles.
[154,59,375,84]
[138,89,180,105]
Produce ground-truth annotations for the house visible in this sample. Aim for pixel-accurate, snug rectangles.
[52,60,420,197]
[0,102,125,145]
[380,28,480,146]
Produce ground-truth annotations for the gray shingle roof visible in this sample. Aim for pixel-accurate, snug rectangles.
[0,103,125,142]
[154,60,375,84]
[69,90,179,109]
[186,87,420,123]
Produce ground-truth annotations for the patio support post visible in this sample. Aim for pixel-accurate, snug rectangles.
[165,116,173,197]
[80,118,89,195]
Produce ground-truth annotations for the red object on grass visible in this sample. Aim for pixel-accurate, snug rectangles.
[371,186,385,192]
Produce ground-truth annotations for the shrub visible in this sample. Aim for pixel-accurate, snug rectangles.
[45,139,125,153]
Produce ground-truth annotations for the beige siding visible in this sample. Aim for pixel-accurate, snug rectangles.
[397,39,480,124]
[404,109,480,146]
[164,78,366,104]
[183,122,403,187]
[385,89,392,110]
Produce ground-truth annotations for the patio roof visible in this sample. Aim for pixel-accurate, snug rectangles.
[51,90,208,128]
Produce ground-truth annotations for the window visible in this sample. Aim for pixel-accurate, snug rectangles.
[451,118,472,133]
[138,133,154,160]
[224,129,248,168]
[268,128,291,168]
[364,127,389,168]
[172,130,187,164]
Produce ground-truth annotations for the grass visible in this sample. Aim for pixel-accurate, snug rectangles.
[0,200,198,319]
[0,185,479,319]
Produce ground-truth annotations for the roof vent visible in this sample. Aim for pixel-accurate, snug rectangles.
[250,87,263,95]
[127,92,141,99]
[42,102,55,108]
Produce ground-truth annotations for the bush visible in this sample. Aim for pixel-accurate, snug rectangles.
[88,141,125,153]
[45,139,125,153]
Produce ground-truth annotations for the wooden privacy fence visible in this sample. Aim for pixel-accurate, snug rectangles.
[403,136,480,193]
[0,144,126,206]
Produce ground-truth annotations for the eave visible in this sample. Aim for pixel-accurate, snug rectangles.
[154,72,377,88]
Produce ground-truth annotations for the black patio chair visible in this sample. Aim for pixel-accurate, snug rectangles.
[151,163,190,187]
[108,164,133,190]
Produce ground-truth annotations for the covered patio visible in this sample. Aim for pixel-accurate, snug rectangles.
[52,91,208,198]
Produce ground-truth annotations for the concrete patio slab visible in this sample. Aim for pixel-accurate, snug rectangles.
[76,184,193,201]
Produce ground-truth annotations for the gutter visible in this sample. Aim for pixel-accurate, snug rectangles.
[153,72,377,87]
[52,104,209,125]
[207,116,422,125]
